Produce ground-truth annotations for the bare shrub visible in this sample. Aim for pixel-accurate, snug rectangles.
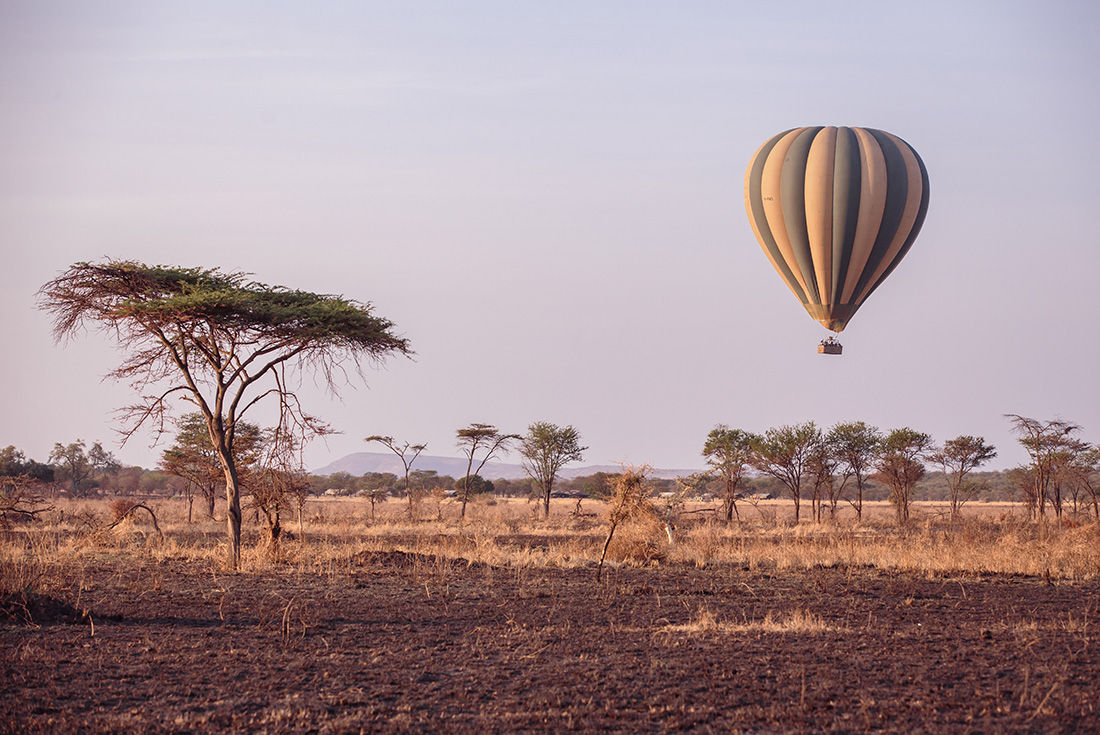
[0,476,52,526]
[109,498,134,522]
[597,465,666,580]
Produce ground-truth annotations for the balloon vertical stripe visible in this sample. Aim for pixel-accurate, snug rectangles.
[744,126,929,333]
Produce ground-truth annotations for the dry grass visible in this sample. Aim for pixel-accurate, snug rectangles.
[667,514,1100,580]
[661,607,840,635]
[2,496,1098,604]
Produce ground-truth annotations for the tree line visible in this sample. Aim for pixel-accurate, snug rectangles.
[26,259,1099,568]
[695,415,1098,524]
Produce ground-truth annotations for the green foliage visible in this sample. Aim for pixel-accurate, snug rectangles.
[702,425,756,522]
[750,422,822,522]
[0,446,54,482]
[41,260,411,353]
[874,428,934,524]
[159,413,262,516]
[520,422,586,517]
[454,474,494,496]
[927,435,998,517]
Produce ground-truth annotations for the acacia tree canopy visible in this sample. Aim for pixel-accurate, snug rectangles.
[750,422,822,522]
[38,259,412,567]
[520,422,586,518]
[826,421,882,521]
[874,428,934,525]
[927,435,997,518]
[455,423,519,518]
[702,425,756,523]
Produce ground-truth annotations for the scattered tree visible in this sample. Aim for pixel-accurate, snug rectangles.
[806,441,839,523]
[1006,465,1038,519]
[1073,447,1099,519]
[520,422,587,518]
[159,413,263,522]
[455,423,519,518]
[1005,415,1082,520]
[702,425,756,523]
[49,439,117,496]
[249,430,312,553]
[927,435,997,519]
[38,259,411,568]
[359,481,390,522]
[364,435,426,513]
[827,421,882,521]
[750,422,822,522]
[874,428,934,525]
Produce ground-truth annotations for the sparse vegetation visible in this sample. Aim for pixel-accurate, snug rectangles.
[7,408,1100,731]
[3,491,1099,732]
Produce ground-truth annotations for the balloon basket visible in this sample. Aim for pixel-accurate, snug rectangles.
[818,337,843,355]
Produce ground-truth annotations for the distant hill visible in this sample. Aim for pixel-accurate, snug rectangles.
[312,452,698,481]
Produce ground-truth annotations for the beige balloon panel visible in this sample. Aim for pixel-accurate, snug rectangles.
[744,126,926,334]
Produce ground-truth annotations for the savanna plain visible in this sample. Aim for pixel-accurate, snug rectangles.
[2,497,1099,734]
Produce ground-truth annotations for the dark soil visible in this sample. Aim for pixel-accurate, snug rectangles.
[2,552,1098,733]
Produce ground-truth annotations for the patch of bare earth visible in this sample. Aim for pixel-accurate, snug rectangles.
[3,554,1098,733]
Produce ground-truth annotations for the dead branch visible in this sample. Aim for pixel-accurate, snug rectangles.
[106,502,164,542]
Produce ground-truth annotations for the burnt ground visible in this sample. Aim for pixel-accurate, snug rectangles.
[2,552,1098,734]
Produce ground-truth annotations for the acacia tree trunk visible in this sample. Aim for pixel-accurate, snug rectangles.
[220,458,243,570]
[266,509,281,547]
[723,482,740,523]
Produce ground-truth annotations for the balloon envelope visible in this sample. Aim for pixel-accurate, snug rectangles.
[744,126,929,333]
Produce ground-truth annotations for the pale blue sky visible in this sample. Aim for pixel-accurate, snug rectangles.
[2,1,1097,473]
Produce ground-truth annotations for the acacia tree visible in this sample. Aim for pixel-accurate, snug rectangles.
[806,441,840,522]
[750,422,821,522]
[1006,465,1039,518]
[520,422,586,518]
[455,423,519,518]
[38,260,411,568]
[1005,415,1082,520]
[874,428,934,525]
[702,425,756,523]
[1073,447,1099,519]
[49,439,118,496]
[827,421,881,521]
[159,412,263,521]
[364,435,427,512]
[1049,438,1092,518]
[927,435,997,519]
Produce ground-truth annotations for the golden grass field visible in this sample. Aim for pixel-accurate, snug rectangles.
[3,495,1096,591]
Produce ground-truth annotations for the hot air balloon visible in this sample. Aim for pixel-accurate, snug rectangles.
[744,126,930,354]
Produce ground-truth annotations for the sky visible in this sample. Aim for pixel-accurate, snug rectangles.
[2,0,1098,475]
